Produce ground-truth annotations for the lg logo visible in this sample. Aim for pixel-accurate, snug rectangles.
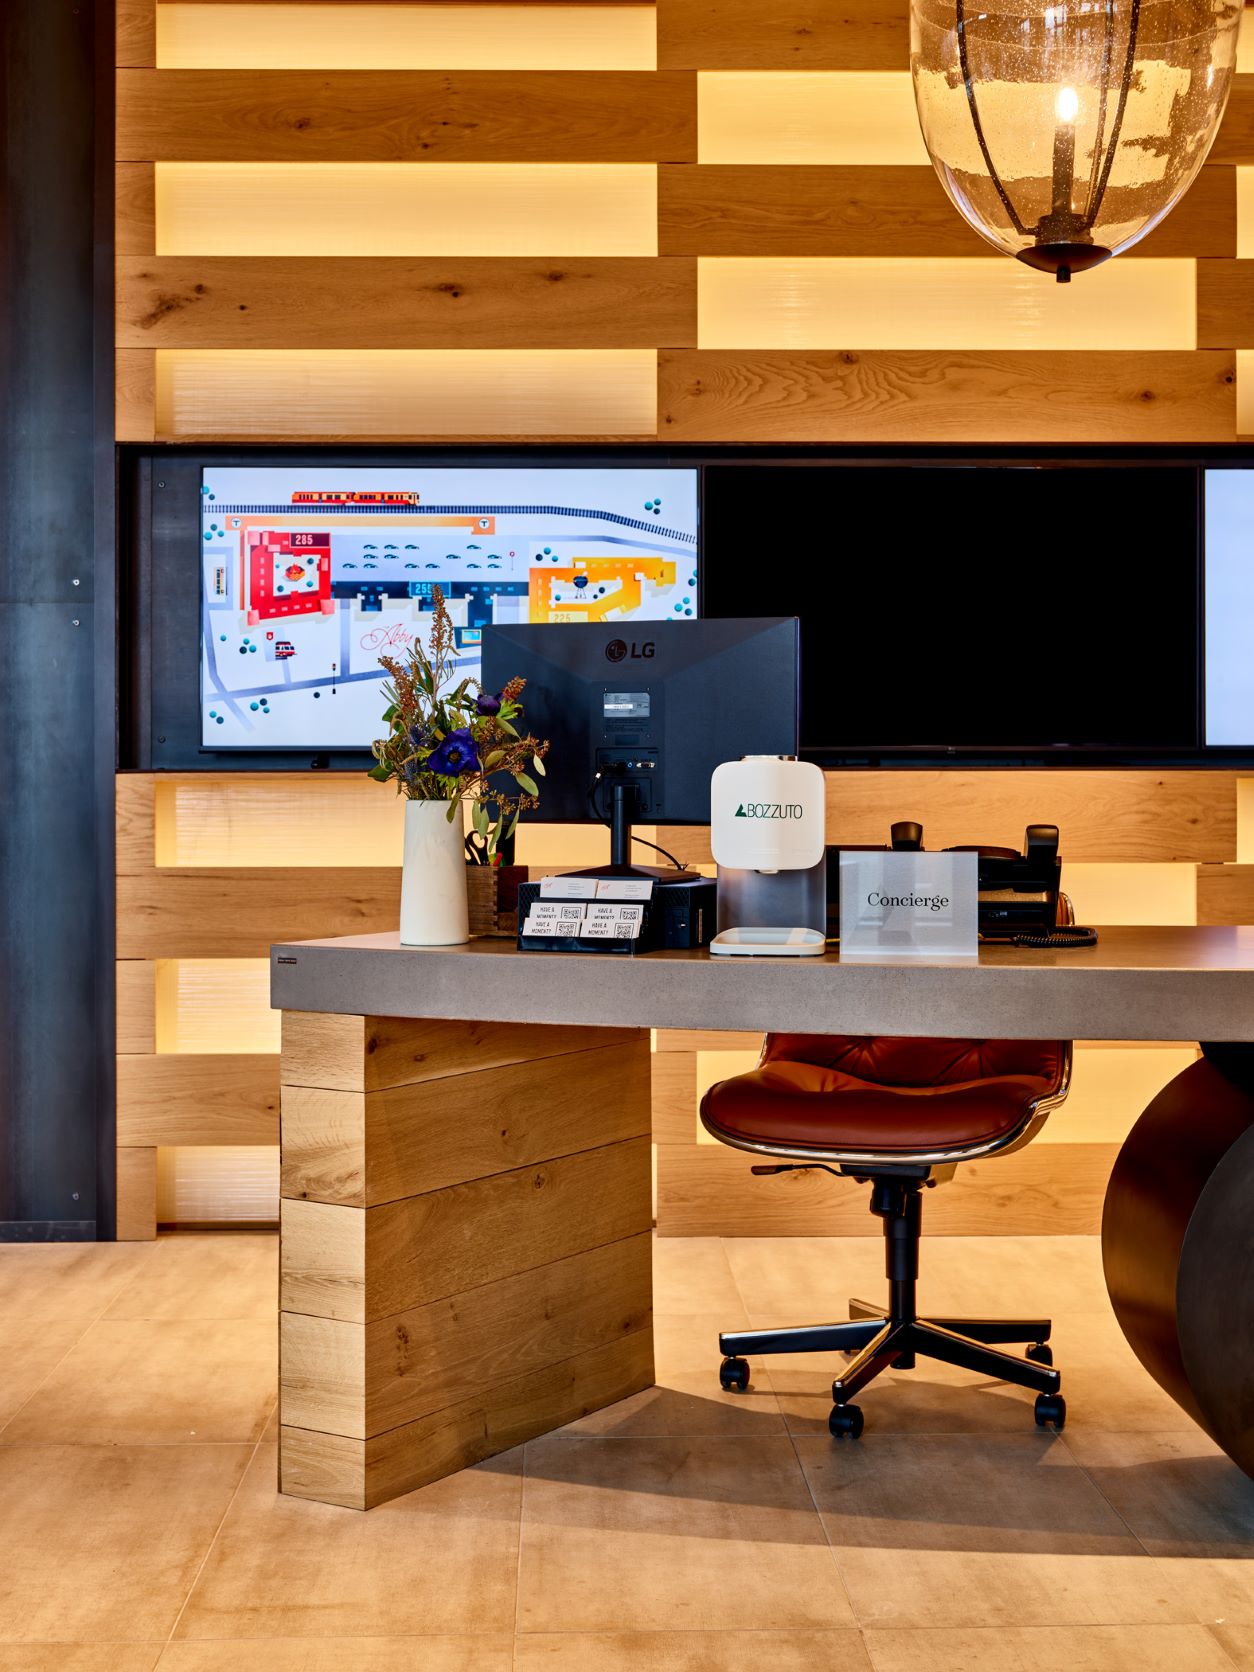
[605,639,655,663]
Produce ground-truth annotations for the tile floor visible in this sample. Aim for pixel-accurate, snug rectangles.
[0,1230,1251,1669]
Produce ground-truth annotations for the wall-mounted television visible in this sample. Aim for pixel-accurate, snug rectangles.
[1204,468,1254,749]
[125,448,1254,771]
[703,462,1206,762]
[197,465,699,750]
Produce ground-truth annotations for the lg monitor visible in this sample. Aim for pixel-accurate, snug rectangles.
[481,618,800,879]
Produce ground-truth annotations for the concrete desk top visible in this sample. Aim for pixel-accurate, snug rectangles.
[271,925,1254,1042]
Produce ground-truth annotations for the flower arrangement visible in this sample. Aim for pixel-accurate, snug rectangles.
[368,588,548,862]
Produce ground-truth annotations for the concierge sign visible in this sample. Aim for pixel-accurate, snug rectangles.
[839,851,978,960]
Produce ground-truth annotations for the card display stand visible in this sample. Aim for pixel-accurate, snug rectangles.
[516,880,657,954]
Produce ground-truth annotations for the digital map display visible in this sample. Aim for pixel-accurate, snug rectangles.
[200,466,699,748]
[1206,469,1254,746]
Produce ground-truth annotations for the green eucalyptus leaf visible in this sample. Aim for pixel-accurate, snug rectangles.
[531,754,546,777]
[497,718,518,738]
[367,764,391,782]
[473,802,489,837]
[513,772,538,797]
[445,799,460,823]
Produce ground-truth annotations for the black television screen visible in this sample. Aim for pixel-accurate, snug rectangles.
[701,464,1201,759]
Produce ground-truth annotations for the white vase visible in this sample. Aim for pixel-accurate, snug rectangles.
[399,799,470,947]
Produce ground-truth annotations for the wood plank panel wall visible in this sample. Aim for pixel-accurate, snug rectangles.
[115,0,1254,441]
[117,769,1251,1238]
[114,6,1254,1236]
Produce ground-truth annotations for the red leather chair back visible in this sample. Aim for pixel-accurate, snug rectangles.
[762,1034,1067,1092]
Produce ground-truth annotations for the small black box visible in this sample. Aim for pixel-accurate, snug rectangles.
[654,875,717,949]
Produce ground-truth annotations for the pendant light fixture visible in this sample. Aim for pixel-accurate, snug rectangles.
[910,0,1241,281]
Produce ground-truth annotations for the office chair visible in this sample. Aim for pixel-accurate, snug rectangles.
[701,1031,1072,1438]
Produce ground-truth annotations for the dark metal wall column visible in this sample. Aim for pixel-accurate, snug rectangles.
[0,0,115,1239]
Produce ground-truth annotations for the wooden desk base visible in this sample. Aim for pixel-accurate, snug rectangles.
[278,1012,654,1509]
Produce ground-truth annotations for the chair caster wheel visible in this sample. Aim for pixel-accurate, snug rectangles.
[719,1356,750,1393]
[1026,1342,1054,1367]
[1034,1392,1066,1430]
[828,1403,864,1439]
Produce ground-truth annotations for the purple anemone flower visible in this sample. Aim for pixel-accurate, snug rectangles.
[427,728,477,777]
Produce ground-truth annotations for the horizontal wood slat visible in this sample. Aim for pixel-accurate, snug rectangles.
[655,1029,764,1053]
[118,256,697,348]
[116,961,156,1055]
[115,348,156,442]
[281,1136,652,1322]
[280,1231,651,1439]
[657,1141,1118,1237]
[659,164,1235,259]
[658,0,908,70]
[666,772,1236,865]
[281,1039,652,1207]
[116,1147,158,1241]
[117,1053,279,1146]
[1197,259,1254,347]
[281,1010,635,1093]
[651,1053,697,1147]
[1208,75,1254,163]
[280,1330,653,1511]
[117,69,697,162]
[118,1,156,70]
[116,163,156,256]
[1196,864,1254,924]
[116,868,401,957]
[657,350,1237,443]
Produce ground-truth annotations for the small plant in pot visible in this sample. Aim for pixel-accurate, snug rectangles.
[369,589,548,946]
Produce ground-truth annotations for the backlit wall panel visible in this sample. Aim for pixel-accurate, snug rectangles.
[118,5,1252,440]
[157,4,657,71]
[154,347,659,438]
[698,71,927,165]
[697,258,1196,351]
[155,162,659,258]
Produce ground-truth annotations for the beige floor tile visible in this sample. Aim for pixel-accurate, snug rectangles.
[652,1239,744,1313]
[722,1237,887,1318]
[0,1443,249,1643]
[1063,1430,1254,1624]
[0,1321,94,1430]
[796,1431,1189,1628]
[0,1244,152,1323]
[176,1443,522,1639]
[559,1376,785,1437]
[517,1435,854,1634]
[760,1310,1197,1438]
[156,1639,513,1670]
[653,1308,747,1379]
[724,1235,1110,1321]
[1212,1625,1254,1666]
[104,1234,277,1322]
[863,1624,1239,1672]
[0,1651,161,1671]
[515,1630,873,1669]
[3,1320,277,1445]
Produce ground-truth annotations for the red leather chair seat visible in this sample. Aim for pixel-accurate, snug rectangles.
[701,1034,1067,1155]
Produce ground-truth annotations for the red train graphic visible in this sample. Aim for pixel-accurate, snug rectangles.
[291,491,421,506]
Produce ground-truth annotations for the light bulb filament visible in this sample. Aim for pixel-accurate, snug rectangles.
[1055,85,1079,123]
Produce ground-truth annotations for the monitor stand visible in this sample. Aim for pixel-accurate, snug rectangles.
[570,780,700,886]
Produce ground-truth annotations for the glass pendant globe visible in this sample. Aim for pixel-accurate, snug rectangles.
[910,0,1241,281]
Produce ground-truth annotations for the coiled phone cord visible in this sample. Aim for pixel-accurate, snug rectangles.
[1011,926,1099,948]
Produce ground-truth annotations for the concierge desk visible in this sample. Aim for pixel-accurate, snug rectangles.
[271,927,1254,1509]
